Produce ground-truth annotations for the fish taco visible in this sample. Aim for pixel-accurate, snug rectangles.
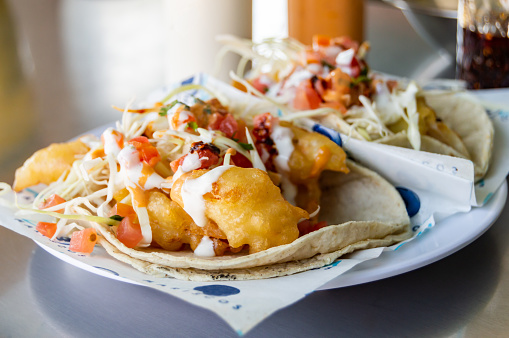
[11,87,411,281]
[217,34,494,181]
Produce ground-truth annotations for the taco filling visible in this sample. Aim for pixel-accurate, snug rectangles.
[217,34,494,180]
[10,85,411,280]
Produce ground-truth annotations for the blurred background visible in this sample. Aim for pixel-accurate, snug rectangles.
[0,0,459,182]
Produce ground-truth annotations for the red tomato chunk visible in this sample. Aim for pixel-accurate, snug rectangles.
[69,228,98,254]
[36,222,57,238]
[117,216,143,248]
[39,194,66,213]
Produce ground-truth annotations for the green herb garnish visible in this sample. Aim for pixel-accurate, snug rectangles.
[238,142,254,151]
[159,100,190,116]
[187,121,199,131]
[109,215,124,222]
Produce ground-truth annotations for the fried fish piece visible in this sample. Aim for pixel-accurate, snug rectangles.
[146,191,227,253]
[282,121,349,214]
[171,166,309,254]
[13,139,90,192]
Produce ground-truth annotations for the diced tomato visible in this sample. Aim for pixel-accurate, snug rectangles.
[169,142,220,172]
[293,80,322,110]
[116,216,143,248]
[195,150,220,168]
[251,77,270,93]
[128,136,161,167]
[298,220,328,236]
[349,57,361,78]
[36,222,57,238]
[39,194,66,213]
[231,153,253,168]
[140,146,160,167]
[69,228,98,254]
[170,155,186,173]
[252,112,277,141]
[109,203,136,219]
[128,136,150,146]
[218,114,239,138]
[312,35,331,49]
[207,112,222,130]
[207,113,239,139]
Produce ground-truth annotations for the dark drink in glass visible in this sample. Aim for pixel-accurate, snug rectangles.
[456,1,509,89]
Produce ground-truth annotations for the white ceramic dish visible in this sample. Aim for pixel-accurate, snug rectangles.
[319,181,507,289]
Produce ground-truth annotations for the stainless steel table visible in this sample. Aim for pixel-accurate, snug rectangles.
[1,1,508,337]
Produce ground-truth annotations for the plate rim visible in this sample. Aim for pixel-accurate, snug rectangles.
[318,180,508,289]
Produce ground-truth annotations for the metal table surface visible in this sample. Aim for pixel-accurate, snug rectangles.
[1,1,509,337]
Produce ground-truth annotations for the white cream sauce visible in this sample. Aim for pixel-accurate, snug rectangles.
[117,145,166,191]
[271,124,294,172]
[102,128,124,157]
[181,151,202,172]
[194,236,216,257]
[181,165,233,227]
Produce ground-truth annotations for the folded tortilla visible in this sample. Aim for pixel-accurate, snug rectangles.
[94,160,412,281]
[419,92,494,181]
[319,92,493,181]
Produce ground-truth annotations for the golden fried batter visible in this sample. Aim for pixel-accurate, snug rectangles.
[171,167,309,254]
[146,191,227,252]
[281,122,349,214]
[283,121,349,182]
[13,139,89,192]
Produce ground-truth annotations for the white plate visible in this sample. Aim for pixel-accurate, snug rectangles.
[319,180,507,289]
[36,181,507,289]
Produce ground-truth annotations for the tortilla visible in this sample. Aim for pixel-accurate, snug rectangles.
[94,160,411,280]
[318,92,494,181]
[421,92,494,181]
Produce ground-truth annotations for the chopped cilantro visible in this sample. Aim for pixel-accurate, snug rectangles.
[187,121,198,131]
[159,106,170,116]
[238,142,254,151]
[109,215,124,222]
[159,100,190,116]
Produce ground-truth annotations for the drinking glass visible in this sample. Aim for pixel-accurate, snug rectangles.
[456,0,509,89]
